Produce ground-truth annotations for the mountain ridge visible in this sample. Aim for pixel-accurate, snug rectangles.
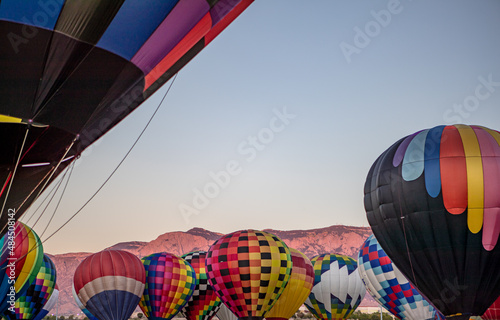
[49,225,377,315]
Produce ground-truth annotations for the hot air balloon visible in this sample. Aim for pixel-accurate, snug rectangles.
[216,304,237,320]
[265,248,314,320]
[73,249,146,320]
[33,284,59,320]
[180,251,221,320]
[2,254,57,320]
[0,0,254,234]
[139,252,196,320]
[72,283,97,320]
[0,221,44,313]
[358,234,444,320]
[365,124,500,319]
[304,253,365,320]
[483,297,500,320]
[205,229,292,320]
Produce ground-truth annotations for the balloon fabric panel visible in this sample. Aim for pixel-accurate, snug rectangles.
[139,252,196,320]
[483,297,500,320]
[205,230,292,320]
[304,254,365,320]
[73,250,146,320]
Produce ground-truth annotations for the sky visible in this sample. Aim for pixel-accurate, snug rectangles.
[21,0,500,254]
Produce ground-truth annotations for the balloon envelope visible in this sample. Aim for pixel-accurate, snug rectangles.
[139,252,196,320]
[365,124,500,319]
[73,249,146,320]
[0,222,44,313]
[358,234,443,320]
[304,253,365,320]
[180,251,221,320]
[0,0,253,232]
[265,248,314,320]
[205,229,292,320]
[483,297,500,320]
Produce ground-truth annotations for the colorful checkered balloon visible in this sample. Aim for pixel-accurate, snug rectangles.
[266,248,314,320]
[305,254,365,320]
[3,254,56,320]
[33,284,58,320]
[358,234,444,320]
[180,251,222,320]
[140,252,196,320]
[205,229,292,320]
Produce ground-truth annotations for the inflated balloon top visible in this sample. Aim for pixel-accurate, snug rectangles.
[304,254,365,320]
[3,254,57,320]
[391,124,500,250]
[358,235,443,320]
[205,229,292,320]
[139,252,196,320]
[365,124,500,319]
[73,250,146,320]
[181,251,221,320]
[0,221,44,313]
[0,0,253,232]
[265,248,314,320]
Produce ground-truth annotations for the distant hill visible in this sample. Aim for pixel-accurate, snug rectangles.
[50,225,377,315]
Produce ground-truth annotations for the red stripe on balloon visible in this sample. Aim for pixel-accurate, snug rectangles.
[440,126,467,215]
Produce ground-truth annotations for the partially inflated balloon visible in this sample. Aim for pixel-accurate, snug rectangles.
[181,251,221,320]
[72,284,97,320]
[483,297,500,320]
[73,250,146,320]
[0,222,44,313]
[305,254,365,320]
[358,235,443,320]
[33,284,59,320]
[205,230,292,320]
[266,248,314,320]
[365,124,500,319]
[139,252,196,320]
[0,0,254,232]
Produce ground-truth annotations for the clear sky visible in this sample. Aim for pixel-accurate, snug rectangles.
[23,0,500,254]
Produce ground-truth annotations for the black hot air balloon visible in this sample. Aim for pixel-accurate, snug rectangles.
[364,124,500,319]
[0,0,253,233]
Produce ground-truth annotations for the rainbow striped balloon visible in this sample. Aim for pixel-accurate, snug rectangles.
[139,252,196,320]
[0,222,44,313]
[392,124,500,250]
[3,254,57,320]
